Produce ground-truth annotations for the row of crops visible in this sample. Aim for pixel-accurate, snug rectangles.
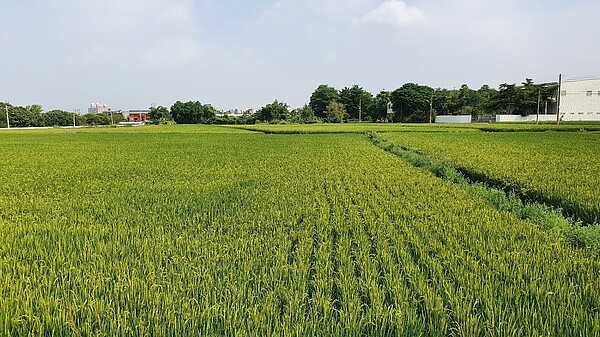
[379,131,600,224]
[0,127,599,335]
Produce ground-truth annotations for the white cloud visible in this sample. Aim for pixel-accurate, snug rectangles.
[352,0,425,28]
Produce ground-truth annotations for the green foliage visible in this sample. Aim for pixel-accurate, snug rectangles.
[149,106,171,123]
[256,100,289,122]
[7,105,46,127]
[309,84,339,119]
[44,110,76,126]
[325,101,347,123]
[83,113,111,126]
[390,83,433,122]
[371,91,392,121]
[289,104,319,124]
[170,101,216,124]
[339,85,374,121]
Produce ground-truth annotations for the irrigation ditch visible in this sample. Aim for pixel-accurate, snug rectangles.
[367,132,600,254]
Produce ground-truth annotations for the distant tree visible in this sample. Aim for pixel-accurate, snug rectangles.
[339,85,374,121]
[456,84,478,115]
[170,101,215,124]
[371,91,392,121]
[391,83,433,122]
[477,85,497,115]
[256,100,289,122]
[309,85,339,119]
[149,106,171,124]
[8,105,45,127]
[83,113,111,126]
[520,78,541,116]
[110,112,126,124]
[44,110,76,126]
[26,104,43,115]
[326,101,347,123]
[490,83,522,115]
[431,88,456,115]
[298,104,317,123]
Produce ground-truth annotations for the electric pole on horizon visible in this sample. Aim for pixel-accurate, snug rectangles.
[429,90,434,123]
[557,74,562,125]
[4,102,9,129]
[359,98,362,122]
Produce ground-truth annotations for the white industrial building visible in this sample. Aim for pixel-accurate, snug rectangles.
[436,77,600,123]
[559,79,600,121]
[88,103,111,113]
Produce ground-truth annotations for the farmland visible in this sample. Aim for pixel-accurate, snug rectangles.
[0,125,599,336]
[380,131,600,224]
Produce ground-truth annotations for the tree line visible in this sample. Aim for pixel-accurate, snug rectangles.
[2,78,557,127]
[299,78,557,123]
[249,78,557,124]
[0,102,127,128]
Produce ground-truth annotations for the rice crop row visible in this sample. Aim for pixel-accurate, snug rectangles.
[0,129,598,335]
[380,131,600,224]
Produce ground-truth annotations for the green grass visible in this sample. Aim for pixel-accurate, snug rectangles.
[0,125,599,335]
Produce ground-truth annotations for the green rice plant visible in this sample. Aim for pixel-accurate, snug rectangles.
[381,131,600,225]
[0,126,598,335]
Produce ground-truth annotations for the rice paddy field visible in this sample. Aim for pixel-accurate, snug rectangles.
[0,124,599,336]
[379,131,600,224]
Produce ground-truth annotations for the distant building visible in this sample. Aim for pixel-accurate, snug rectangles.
[88,103,111,113]
[124,110,151,122]
[217,108,256,117]
[489,78,600,123]
[559,79,600,121]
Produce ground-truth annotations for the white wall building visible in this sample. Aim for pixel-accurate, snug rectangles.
[88,103,110,113]
[559,79,600,121]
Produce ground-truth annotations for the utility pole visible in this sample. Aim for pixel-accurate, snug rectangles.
[359,98,362,122]
[72,109,76,127]
[557,73,562,125]
[429,90,434,123]
[536,90,541,124]
[4,102,9,129]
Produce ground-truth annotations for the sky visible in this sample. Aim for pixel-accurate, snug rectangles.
[1,0,599,112]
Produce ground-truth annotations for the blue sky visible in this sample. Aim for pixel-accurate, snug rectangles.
[1,0,598,112]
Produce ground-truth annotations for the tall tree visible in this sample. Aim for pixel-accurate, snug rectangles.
[432,88,456,115]
[476,85,497,115]
[339,85,374,121]
[371,91,392,121]
[149,106,171,123]
[44,109,76,126]
[295,104,317,123]
[257,100,289,122]
[83,113,111,126]
[8,105,45,127]
[326,101,347,123]
[490,83,522,115]
[170,101,215,124]
[309,85,339,119]
[390,83,434,122]
[456,84,478,115]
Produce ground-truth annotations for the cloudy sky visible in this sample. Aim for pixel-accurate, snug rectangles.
[1,0,598,111]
